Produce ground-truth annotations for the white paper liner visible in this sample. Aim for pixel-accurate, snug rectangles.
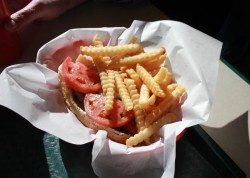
[0,20,222,178]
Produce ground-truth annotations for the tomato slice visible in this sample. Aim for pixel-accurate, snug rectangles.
[84,94,134,128]
[61,56,101,93]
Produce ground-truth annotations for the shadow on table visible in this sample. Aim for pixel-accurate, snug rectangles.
[176,124,247,178]
[0,106,50,177]
[0,105,247,178]
[201,111,250,176]
[60,141,97,178]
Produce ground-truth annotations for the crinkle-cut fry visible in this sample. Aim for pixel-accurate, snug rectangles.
[80,43,143,58]
[157,68,173,87]
[126,68,142,89]
[171,84,186,99]
[91,57,107,71]
[139,84,150,110]
[107,54,126,68]
[125,78,151,145]
[104,70,116,110]
[154,67,170,84]
[158,53,167,64]
[147,66,172,106]
[92,34,104,47]
[102,56,112,66]
[150,69,160,78]
[124,79,146,131]
[120,72,128,80]
[115,72,133,111]
[75,54,94,67]
[145,94,172,127]
[128,36,138,44]
[166,83,178,93]
[148,94,156,106]
[99,71,109,94]
[126,113,177,147]
[145,104,155,114]
[92,34,112,66]
[163,71,173,86]
[145,84,186,127]
[141,53,166,71]
[136,64,165,98]
[115,47,165,68]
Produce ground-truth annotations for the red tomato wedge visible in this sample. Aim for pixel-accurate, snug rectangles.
[84,94,134,128]
[61,56,101,93]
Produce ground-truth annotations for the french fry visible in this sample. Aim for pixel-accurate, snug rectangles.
[75,54,94,67]
[145,84,186,127]
[124,78,146,132]
[141,53,166,71]
[91,56,107,71]
[92,34,104,47]
[153,67,170,84]
[147,66,172,106]
[125,78,151,145]
[128,35,138,44]
[136,64,165,98]
[126,68,142,89]
[148,94,156,106]
[167,83,178,93]
[139,84,150,110]
[102,56,112,66]
[80,43,143,58]
[115,72,133,111]
[126,113,177,147]
[74,34,187,147]
[92,35,112,66]
[99,71,109,94]
[104,70,116,110]
[114,47,165,68]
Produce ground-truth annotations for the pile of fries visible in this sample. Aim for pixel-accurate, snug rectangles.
[77,34,186,147]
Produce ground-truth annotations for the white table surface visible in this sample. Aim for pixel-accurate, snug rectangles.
[201,60,250,176]
[1,0,249,176]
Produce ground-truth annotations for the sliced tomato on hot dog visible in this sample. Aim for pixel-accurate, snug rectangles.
[61,56,101,93]
[84,94,134,128]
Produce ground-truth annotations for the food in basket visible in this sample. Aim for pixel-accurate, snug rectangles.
[58,34,186,147]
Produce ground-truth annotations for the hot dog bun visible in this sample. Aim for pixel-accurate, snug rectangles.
[58,65,131,144]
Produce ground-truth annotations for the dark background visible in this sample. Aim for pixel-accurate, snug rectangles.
[151,0,250,80]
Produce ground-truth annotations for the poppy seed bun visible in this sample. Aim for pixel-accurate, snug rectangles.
[58,65,131,144]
